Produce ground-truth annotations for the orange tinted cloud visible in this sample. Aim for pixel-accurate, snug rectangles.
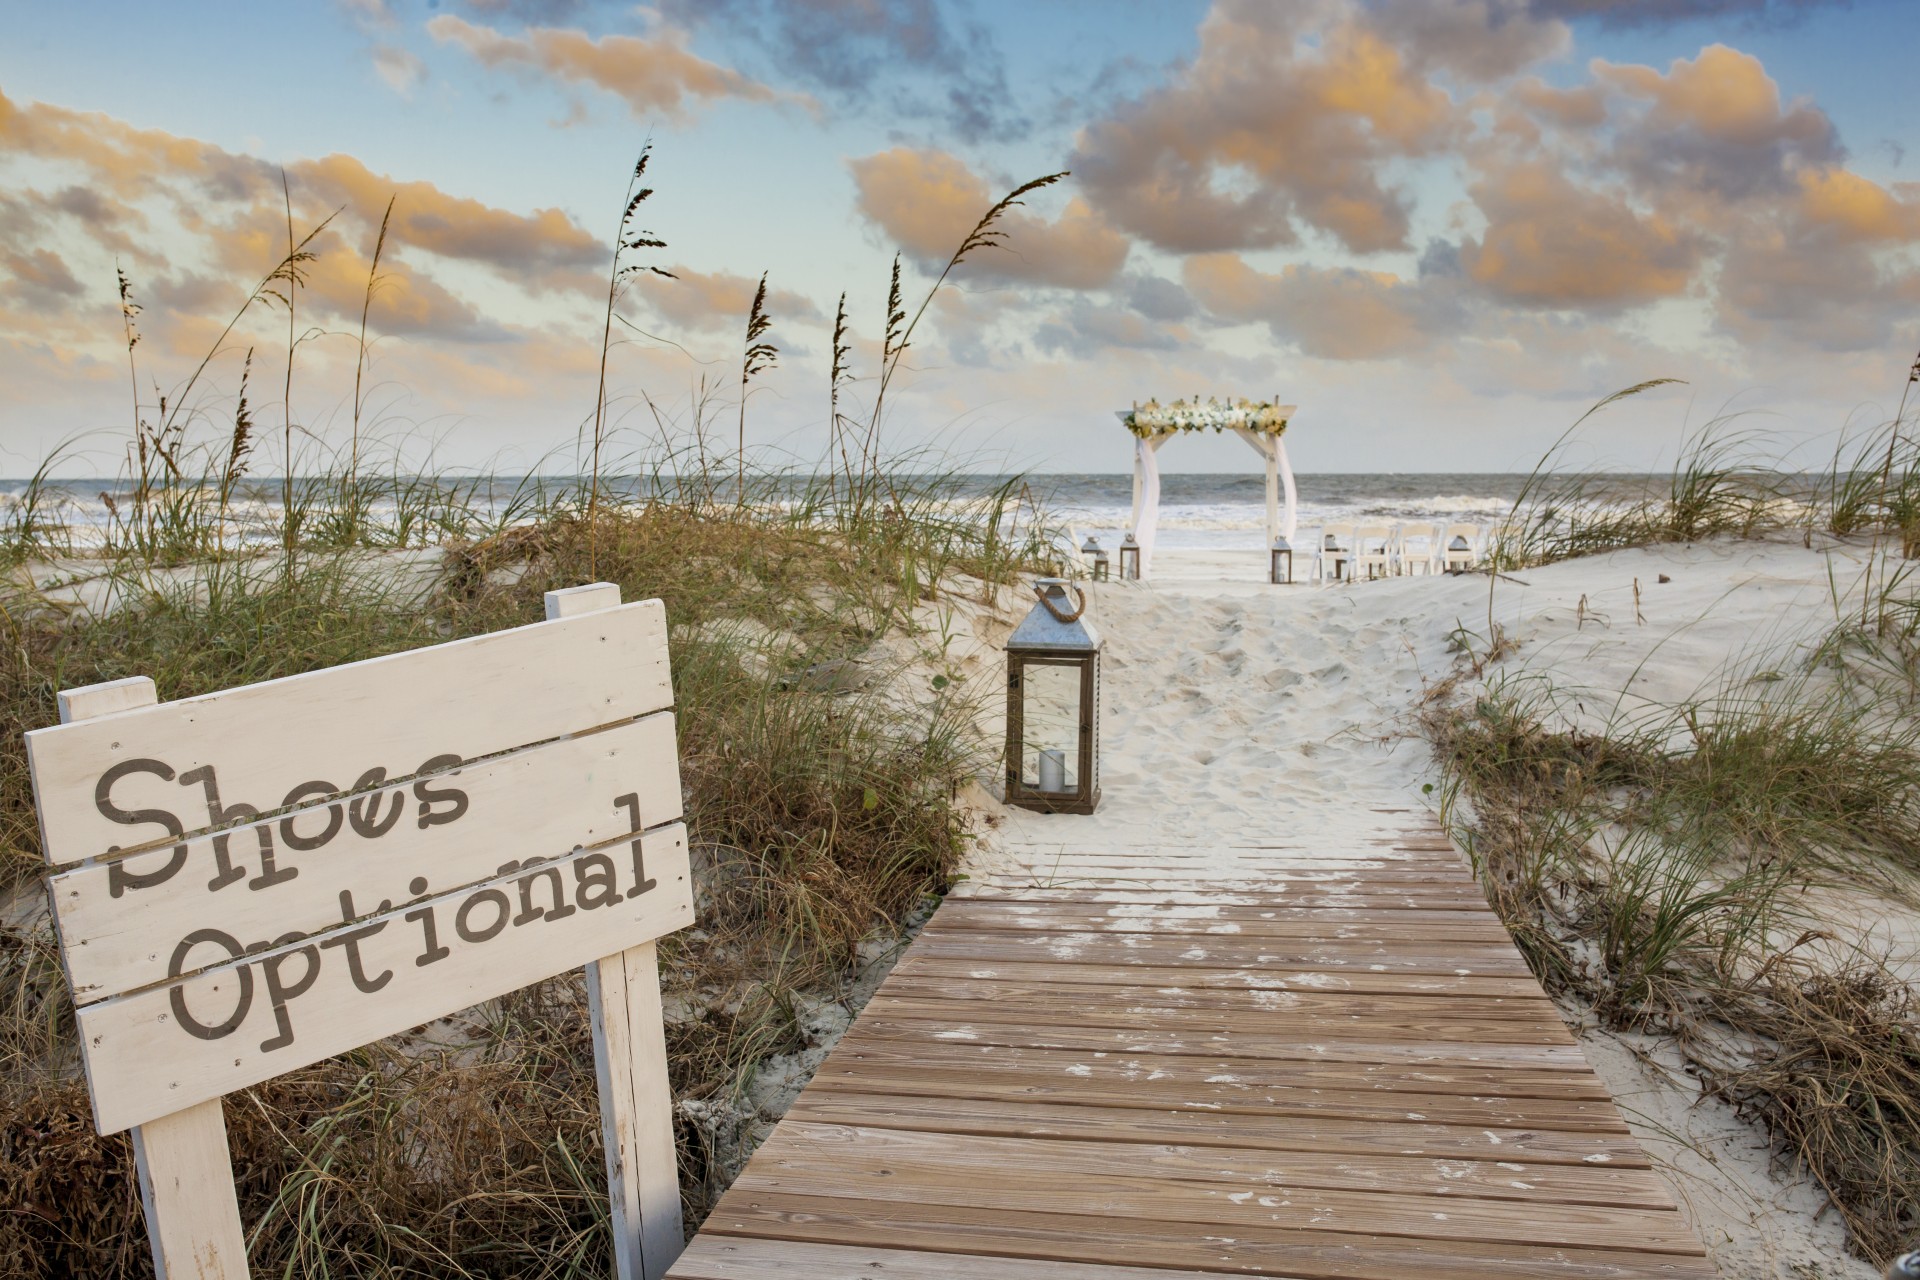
[426,16,786,120]
[1183,253,1449,360]
[1071,6,1461,254]
[1795,169,1920,244]
[1461,164,1698,308]
[848,148,1128,289]
[649,265,822,333]
[290,154,601,275]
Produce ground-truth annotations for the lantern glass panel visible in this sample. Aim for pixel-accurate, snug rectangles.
[1018,660,1082,792]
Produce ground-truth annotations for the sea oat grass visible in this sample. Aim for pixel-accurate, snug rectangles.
[1427,674,1920,1265]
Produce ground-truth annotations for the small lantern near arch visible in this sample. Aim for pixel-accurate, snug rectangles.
[1081,535,1110,581]
[1118,532,1141,581]
[1270,535,1293,585]
[1004,578,1101,815]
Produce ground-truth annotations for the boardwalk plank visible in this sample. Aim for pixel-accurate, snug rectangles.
[783,1092,1653,1166]
[836,1022,1606,1092]
[892,954,1549,998]
[671,1238,1239,1280]
[765,1122,1680,1208]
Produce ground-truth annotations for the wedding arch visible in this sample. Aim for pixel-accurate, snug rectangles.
[1117,398,1297,580]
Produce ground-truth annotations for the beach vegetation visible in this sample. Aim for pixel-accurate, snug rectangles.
[0,153,1066,1277]
[1429,374,1920,1264]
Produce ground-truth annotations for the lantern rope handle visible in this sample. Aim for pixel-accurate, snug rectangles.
[1035,583,1087,623]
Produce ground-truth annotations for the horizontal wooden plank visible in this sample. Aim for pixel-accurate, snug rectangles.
[913,931,1534,977]
[784,1092,1652,1166]
[859,996,1571,1046]
[50,712,681,1004]
[762,1121,1674,1208]
[927,908,1510,944]
[27,599,671,867]
[951,886,1485,908]
[76,824,692,1134]
[734,1131,1701,1252]
[837,1017,1594,1077]
[960,885,1486,906]
[809,1047,1628,1132]
[824,1033,1607,1103]
[701,1191,1716,1280]
[890,955,1547,998]
[870,975,1562,1023]
[668,1237,1235,1280]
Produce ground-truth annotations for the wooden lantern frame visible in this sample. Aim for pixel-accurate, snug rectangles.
[1118,535,1141,581]
[1004,581,1102,816]
[1270,537,1293,585]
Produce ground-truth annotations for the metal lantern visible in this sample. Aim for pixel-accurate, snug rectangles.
[1118,532,1141,581]
[1270,535,1293,585]
[1004,578,1101,815]
[1446,534,1472,575]
[1081,535,1110,581]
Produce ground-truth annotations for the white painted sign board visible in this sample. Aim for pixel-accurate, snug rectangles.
[26,582,691,1280]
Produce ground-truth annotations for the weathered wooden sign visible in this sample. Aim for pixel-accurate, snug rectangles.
[26,582,691,1280]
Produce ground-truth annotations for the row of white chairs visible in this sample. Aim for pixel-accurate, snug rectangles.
[1313,522,1479,583]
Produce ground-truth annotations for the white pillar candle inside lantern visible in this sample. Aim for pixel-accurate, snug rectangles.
[1004,578,1102,815]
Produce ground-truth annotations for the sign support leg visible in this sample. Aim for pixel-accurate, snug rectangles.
[588,941,683,1280]
[131,1100,250,1280]
[58,678,249,1280]
[546,583,685,1280]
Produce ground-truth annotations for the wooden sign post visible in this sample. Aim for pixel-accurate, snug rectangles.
[26,583,691,1280]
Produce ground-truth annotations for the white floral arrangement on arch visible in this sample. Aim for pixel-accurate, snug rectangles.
[1123,397,1290,439]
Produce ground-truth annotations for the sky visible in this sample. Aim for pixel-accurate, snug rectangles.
[2,0,1917,476]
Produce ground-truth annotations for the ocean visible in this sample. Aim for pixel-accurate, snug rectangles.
[1,472,1667,551]
[1029,473,1550,550]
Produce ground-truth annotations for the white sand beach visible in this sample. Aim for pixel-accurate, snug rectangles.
[954,538,1906,1280]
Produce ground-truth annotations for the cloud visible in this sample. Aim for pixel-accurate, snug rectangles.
[647,265,822,333]
[848,148,1129,289]
[658,0,1023,143]
[1033,300,1188,359]
[1594,43,1839,200]
[1183,253,1457,360]
[1069,2,1467,255]
[425,15,785,120]
[0,83,615,362]
[289,153,602,276]
[372,44,427,95]
[1459,162,1700,308]
[1,247,86,310]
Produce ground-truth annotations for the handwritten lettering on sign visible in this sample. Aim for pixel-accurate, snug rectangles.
[27,598,692,1135]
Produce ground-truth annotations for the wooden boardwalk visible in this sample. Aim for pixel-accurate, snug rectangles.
[666,821,1714,1280]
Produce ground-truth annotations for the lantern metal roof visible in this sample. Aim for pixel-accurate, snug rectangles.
[1007,579,1102,652]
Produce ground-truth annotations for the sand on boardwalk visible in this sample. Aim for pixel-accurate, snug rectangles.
[963,537,1903,1280]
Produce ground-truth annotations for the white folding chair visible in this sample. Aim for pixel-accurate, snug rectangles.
[1440,523,1480,573]
[1316,523,1355,584]
[1397,522,1441,575]
[1352,524,1395,580]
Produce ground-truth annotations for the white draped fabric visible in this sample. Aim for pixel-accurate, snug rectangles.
[1120,409,1296,581]
[1133,434,1164,576]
